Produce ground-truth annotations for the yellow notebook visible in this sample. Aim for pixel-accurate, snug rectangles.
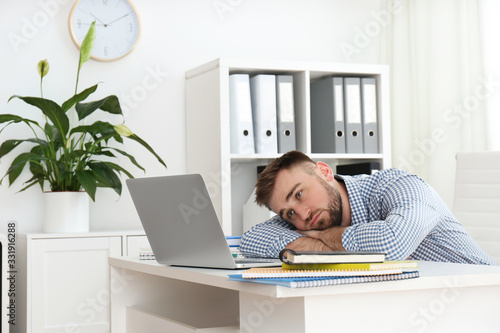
[241,266,407,279]
[281,260,419,272]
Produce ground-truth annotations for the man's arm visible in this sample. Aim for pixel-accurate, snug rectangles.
[284,236,333,252]
[341,171,447,260]
[296,226,347,251]
[240,215,305,258]
[241,216,348,257]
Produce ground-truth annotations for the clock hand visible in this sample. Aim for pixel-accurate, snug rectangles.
[105,13,130,26]
[91,14,106,25]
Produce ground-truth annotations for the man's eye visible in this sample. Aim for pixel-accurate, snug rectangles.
[296,190,302,199]
[287,209,295,219]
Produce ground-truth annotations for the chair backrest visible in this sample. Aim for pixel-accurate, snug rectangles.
[452,151,500,265]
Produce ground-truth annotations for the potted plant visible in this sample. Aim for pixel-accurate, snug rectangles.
[0,22,166,232]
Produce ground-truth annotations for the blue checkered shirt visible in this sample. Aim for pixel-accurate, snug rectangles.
[240,168,496,265]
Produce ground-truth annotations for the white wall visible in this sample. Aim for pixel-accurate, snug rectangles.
[0,0,386,233]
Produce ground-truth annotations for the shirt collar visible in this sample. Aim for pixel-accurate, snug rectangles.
[334,174,368,225]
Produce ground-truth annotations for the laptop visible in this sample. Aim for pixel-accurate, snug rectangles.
[126,174,281,269]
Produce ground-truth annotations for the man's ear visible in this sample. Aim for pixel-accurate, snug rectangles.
[315,162,334,181]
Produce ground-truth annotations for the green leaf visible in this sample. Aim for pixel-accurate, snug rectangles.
[0,139,45,160]
[70,121,119,146]
[89,162,122,195]
[8,96,69,137]
[101,161,134,179]
[66,148,90,161]
[127,133,167,168]
[18,179,43,193]
[76,95,123,120]
[106,147,145,172]
[45,123,63,149]
[0,114,24,124]
[25,147,48,192]
[0,140,24,159]
[3,152,46,186]
[79,21,96,70]
[0,114,39,128]
[93,150,116,158]
[75,170,97,201]
[61,84,98,112]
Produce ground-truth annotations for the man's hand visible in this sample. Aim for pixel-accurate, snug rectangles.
[284,236,333,252]
[298,226,347,251]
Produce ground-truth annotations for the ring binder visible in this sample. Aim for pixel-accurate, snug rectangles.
[250,74,278,154]
[276,75,296,153]
[229,74,255,154]
[310,76,346,153]
[343,77,364,154]
[361,77,379,153]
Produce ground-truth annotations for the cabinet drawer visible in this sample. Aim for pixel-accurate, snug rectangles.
[125,235,151,257]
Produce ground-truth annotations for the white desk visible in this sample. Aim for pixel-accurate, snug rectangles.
[109,257,500,333]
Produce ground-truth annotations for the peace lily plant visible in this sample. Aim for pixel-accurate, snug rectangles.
[0,22,166,201]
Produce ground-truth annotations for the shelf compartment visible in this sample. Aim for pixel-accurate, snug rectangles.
[126,307,239,333]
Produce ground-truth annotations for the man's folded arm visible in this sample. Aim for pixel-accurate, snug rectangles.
[283,236,333,252]
[240,215,306,258]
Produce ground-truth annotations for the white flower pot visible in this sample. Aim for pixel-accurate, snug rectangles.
[43,191,90,233]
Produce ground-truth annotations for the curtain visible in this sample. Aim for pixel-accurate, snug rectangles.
[480,0,500,151]
[380,0,488,206]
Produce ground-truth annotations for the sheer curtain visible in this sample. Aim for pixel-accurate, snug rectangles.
[480,0,500,151]
[380,0,488,206]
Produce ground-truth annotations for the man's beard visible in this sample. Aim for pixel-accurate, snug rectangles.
[315,176,343,230]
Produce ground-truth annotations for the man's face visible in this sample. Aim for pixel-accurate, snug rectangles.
[269,164,343,231]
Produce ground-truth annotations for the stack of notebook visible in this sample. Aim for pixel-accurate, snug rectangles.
[228,249,420,288]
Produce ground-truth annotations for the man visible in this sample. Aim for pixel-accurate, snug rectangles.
[240,151,496,265]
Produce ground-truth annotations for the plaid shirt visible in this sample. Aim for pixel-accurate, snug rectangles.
[240,168,496,265]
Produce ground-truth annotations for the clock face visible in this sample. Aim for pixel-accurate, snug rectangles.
[69,0,141,61]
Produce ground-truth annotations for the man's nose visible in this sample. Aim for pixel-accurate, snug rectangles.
[294,204,311,221]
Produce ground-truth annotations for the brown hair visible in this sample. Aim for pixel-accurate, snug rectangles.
[255,150,316,210]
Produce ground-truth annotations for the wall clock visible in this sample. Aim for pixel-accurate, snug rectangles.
[69,0,141,61]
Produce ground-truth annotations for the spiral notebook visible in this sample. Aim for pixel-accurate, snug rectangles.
[228,271,420,288]
[239,266,407,279]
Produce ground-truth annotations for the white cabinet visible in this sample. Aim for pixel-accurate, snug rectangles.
[14,231,148,333]
[124,235,150,257]
[185,58,391,236]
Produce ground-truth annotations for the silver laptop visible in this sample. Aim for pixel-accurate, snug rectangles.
[126,174,281,269]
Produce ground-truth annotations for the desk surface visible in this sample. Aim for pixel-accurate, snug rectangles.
[109,256,500,298]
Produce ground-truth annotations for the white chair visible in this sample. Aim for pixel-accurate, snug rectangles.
[452,151,500,265]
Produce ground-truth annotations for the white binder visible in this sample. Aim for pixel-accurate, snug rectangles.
[343,77,363,154]
[229,74,255,154]
[310,77,346,153]
[276,75,296,153]
[360,78,379,153]
[250,74,278,154]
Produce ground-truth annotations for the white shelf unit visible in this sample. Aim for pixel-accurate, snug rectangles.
[185,58,391,236]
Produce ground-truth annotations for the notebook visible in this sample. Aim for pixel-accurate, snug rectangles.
[239,266,406,278]
[228,271,420,288]
[279,248,386,264]
[126,174,281,269]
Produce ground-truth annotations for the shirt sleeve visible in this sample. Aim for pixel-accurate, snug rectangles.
[341,173,443,260]
[239,215,305,258]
